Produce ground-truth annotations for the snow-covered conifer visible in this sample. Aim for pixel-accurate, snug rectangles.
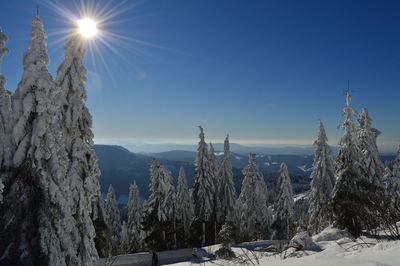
[308,121,335,234]
[175,166,193,247]
[208,142,219,243]
[191,126,215,246]
[387,146,400,209]
[209,143,219,192]
[162,165,176,249]
[105,185,121,254]
[357,108,384,185]
[392,145,400,178]
[0,28,11,177]
[330,90,381,236]
[126,182,142,253]
[272,162,294,240]
[119,221,129,254]
[0,16,89,266]
[0,28,9,69]
[217,134,236,225]
[56,32,108,259]
[142,159,176,251]
[236,154,271,241]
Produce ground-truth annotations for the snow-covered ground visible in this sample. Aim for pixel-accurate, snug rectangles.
[169,227,400,266]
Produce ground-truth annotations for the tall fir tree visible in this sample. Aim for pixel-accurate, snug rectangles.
[0,28,11,171]
[56,32,110,259]
[307,121,335,234]
[392,145,400,178]
[330,89,382,236]
[0,28,10,205]
[209,142,219,243]
[191,126,215,246]
[0,16,86,265]
[175,166,193,247]
[163,166,176,249]
[119,221,129,254]
[236,154,271,241]
[272,162,294,240]
[357,108,384,185]
[387,145,400,210]
[105,185,121,254]
[142,159,175,251]
[217,134,236,226]
[126,181,143,253]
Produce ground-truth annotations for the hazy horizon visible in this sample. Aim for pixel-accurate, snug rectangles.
[94,137,398,154]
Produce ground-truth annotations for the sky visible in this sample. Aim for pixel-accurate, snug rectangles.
[0,0,399,153]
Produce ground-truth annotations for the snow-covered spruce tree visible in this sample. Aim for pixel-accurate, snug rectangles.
[330,90,384,237]
[392,145,400,178]
[0,28,11,171]
[272,162,294,240]
[119,221,129,254]
[385,146,400,233]
[142,159,176,251]
[389,146,400,203]
[307,121,336,234]
[0,16,86,266]
[190,126,215,247]
[217,134,236,226]
[175,166,193,248]
[105,185,121,254]
[357,108,385,185]
[236,154,271,242]
[163,165,176,249]
[126,182,143,253]
[56,32,110,259]
[215,222,236,259]
[209,142,219,244]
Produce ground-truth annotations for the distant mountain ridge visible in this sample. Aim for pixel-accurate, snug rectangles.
[108,142,330,155]
[93,144,395,204]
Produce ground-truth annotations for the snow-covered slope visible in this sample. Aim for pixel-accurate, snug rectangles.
[167,227,400,266]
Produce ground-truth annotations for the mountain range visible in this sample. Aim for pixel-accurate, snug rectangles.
[93,144,395,204]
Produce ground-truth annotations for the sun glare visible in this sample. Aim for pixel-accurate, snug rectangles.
[77,18,98,38]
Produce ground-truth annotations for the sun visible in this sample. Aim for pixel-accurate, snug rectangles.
[77,18,98,38]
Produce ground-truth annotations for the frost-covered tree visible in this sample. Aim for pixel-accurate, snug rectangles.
[307,121,335,234]
[387,146,400,211]
[236,154,271,241]
[392,145,400,178]
[0,16,91,266]
[0,27,9,68]
[330,90,382,236]
[217,134,236,226]
[0,28,11,170]
[142,159,176,251]
[191,126,215,247]
[175,166,193,247]
[126,182,142,253]
[272,162,294,240]
[119,221,129,254]
[357,108,384,185]
[163,166,176,249]
[105,185,121,254]
[208,142,220,243]
[56,32,109,259]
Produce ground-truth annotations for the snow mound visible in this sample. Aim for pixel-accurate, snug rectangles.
[313,226,353,242]
[290,231,321,251]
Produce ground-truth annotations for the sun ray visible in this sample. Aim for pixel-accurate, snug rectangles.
[38,0,218,89]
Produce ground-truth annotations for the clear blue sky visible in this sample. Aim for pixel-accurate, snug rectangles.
[0,0,399,152]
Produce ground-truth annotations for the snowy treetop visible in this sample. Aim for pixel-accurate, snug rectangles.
[0,28,9,75]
